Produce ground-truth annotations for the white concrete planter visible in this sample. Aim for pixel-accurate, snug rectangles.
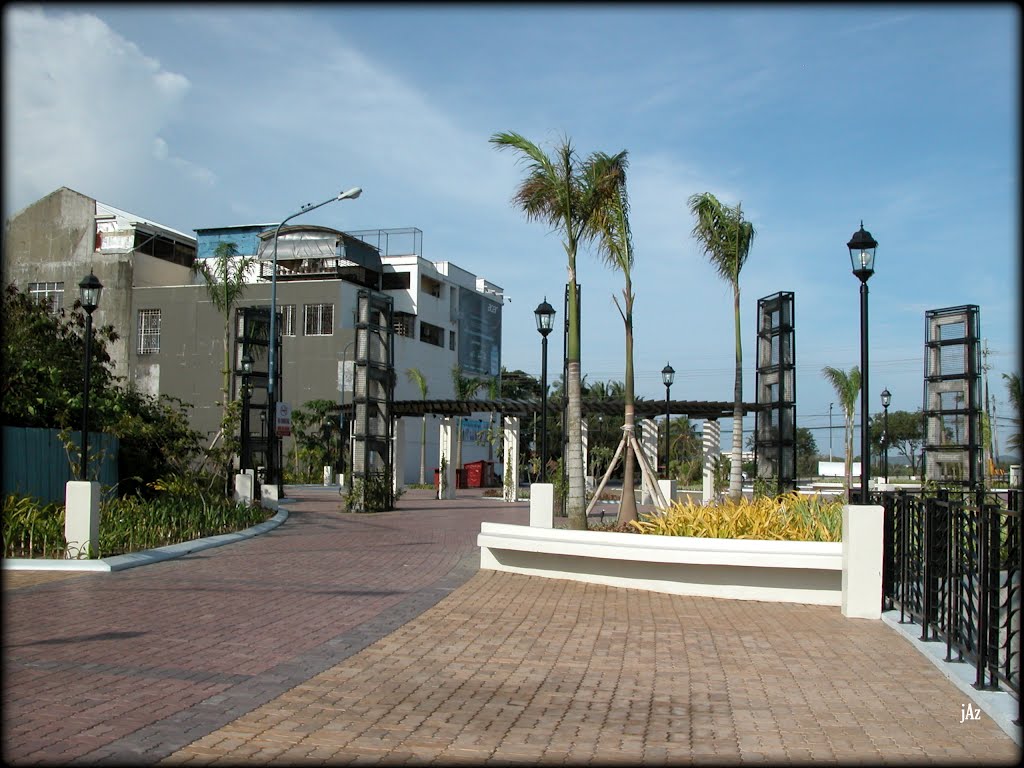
[478,522,843,606]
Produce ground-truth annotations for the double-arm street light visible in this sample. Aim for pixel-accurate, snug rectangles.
[848,221,878,504]
[266,187,362,487]
[881,387,891,483]
[534,298,556,483]
[78,271,103,481]
[662,363,675,478]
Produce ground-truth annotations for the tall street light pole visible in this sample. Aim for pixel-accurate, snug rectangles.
[535,298,556,483]
[266,187,362,489]
[881,388,891,483]
[662,363,675,479]
[848,221,878,504]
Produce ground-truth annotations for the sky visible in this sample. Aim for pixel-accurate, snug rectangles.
[3,3,1020,459]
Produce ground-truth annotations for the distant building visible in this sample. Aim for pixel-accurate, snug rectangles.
[4,187,504,484]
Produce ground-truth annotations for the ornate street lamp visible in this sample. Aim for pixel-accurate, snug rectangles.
[240,351,254,472]
[77,271,103,481]
[848,221,878,503]
[535,297,556,483]
[881,387,891,483]
[662,363,675,478]
[267,186,362,491]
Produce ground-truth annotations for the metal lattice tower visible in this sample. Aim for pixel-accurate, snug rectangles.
[754,292,796,493]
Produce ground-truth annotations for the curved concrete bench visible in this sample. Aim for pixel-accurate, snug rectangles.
[478,522,843,606]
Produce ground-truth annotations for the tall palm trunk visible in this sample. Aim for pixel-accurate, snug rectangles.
[729,281,744,502]
[618,273,637,523]
[618,313,634,524]
[566,259,587,529]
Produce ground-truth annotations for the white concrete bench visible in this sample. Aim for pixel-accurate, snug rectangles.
[478,522,843,606]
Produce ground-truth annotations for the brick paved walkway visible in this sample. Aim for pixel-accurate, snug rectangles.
[3,487,1021,764]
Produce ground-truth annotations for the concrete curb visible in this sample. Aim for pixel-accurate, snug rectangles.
[881,610,1022,745]
[3,509,289,573]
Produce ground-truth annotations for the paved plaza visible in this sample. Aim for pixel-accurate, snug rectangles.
[3,486,1020,765]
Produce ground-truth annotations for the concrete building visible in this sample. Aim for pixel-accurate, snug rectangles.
[4,187,504,486]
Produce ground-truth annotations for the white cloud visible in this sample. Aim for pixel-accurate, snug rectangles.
[3,5,202,215]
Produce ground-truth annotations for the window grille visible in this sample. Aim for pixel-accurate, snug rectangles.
[281,305,296,336]
[28,282,64,313]
[304,303,334,336]
[138,309,161,354]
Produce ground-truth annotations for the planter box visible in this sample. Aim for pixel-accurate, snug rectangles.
[478,522,843,605]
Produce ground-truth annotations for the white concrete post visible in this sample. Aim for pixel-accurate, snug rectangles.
[657,479,677,511]
[582,418,591,490]
[702,419,721,504]
[841,503,885,619]
[322,465,333,486]
[64,480,100,559]
[502,416,520,502]
[234,471,254,504]
[392,418,405,496]
[530,483,554,528]
[438,417,456,499]
[640,418,659,504]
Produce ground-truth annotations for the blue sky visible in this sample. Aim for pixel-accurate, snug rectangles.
[4,4,1020,458]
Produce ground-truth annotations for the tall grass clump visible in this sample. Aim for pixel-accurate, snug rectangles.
[3,495,67,558]
[3,477,273,559]
[630,492,842,542]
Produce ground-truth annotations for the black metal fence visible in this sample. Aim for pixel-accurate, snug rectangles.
[881,488,1021,724]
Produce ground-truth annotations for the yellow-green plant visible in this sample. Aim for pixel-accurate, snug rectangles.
[630,492,842,542]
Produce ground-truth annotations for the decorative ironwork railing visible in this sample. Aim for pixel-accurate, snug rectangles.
[881,488,1020,724]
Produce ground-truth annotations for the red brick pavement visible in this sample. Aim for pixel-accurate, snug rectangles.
[2,486,526,764]
[3,486,1021,765]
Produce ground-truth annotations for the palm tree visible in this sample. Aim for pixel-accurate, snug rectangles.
[688,192,755,503]
[822,365,861,495]
[587,151,665,522]
[1004,372,1021,455]
[491,131,627,530]
[192,241,257,493]
[451,365,484,479]
[192,241,258,411]
[406,368,429,484]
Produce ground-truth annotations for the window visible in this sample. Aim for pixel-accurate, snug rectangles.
[421,275,442,298]
[420,321,444,347]
[28,282,64,313]
[381,272,411,291]
[304,303,334,336]
[394,312,415,338]
[281,304,296,336]
[449,330,456,350]
[138,309,161,354]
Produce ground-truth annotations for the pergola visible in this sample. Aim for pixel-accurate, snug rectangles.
[330,397,761,503]
[333,398,764,420]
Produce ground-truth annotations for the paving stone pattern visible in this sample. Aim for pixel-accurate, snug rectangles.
[3,488,524,764]
[4,487,1021,765]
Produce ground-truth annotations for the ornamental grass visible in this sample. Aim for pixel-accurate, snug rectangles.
[629,491,843,542]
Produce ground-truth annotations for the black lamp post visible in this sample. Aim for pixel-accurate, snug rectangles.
[662,363,675,478]
[240,352,254,472]
[881,388,891,483]
[848,221,878,503]
[535,298,556,483]
[77,271,103,481]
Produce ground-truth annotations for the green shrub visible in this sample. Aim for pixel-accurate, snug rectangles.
[3,488,272,559]
[630,492,842,542]
[3,494,66,558]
